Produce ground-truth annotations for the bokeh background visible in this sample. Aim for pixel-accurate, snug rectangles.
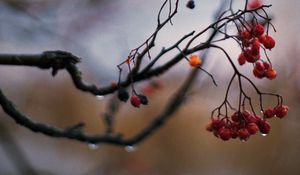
[0,0,300,174]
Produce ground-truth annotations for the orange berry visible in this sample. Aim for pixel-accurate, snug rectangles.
[189,55,202,67]
[266,68,277,80]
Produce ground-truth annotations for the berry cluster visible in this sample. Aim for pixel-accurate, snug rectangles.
[237,23,276,79]
[206,105,289,141]
[117,88,148,108]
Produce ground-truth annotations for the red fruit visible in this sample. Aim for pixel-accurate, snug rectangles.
[255,62,265,73]
[231,111,241,122]
[130,95,141,108]
[231,129,238,139]
[247,0,262,10]
[254,24,265,36]
[218,128,232,141]
[251,38,261,55]
[211,119,225,130]
[258,35,266,43]
[262,35,276,50]
[238,128,250,140]
[247,123,259,135]
[253,68,264,79]
[264,108,275,118]
[245,49,260,63]
[263,62,270,70]
[240,31,252,40]
[265,68,277,80]
[238,53,246,65]
[274,105,289,118]
[257,120,271,134]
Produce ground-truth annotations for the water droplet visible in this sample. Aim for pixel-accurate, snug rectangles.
[261,133,268,136]
[124,145,137,152]
[96,95,104,100]
[88,143,98,150]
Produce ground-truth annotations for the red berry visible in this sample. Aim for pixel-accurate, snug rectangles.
[218,128,232,141]
[257,120,271,134]
[240,31,252,40]
[238,53,246,65]
[255,62,265,73]
[263,62,270,70]
[274,105,289,118]
[238,128,250,140]
[231,111,241,122]
[251,38,261,55]
[247,123,259,135]
[264,108,275,118]
[262,35,276,50]
[245,49,260,63]
[231,129,238,139]
[254,24,265,36]
[258,35,266,43]
[130,95,141,108]
[253,68,264,79]
[247,0,262,10]
[211,119,225,130]
[265,68,277,80]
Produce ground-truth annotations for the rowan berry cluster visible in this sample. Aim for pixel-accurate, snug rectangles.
[117,88,148,108]
[206,104,289,141]
[237,23,276,79]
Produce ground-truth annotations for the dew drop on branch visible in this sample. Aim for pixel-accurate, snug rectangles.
[88,143,99,150]
[96,95,104,100]
[124,145,137,152]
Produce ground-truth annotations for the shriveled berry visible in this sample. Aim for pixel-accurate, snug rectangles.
[265,68,277,80]
[218,128,232,141]
[186,0,195,9]
[264,108,275,118]
[130,95,141,108]
[118,88,129,102]
[138,94,148,105]
[274,105,289,118]
[247,123,259,135]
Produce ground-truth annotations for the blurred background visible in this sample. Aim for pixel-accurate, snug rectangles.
[0,0,300,174]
